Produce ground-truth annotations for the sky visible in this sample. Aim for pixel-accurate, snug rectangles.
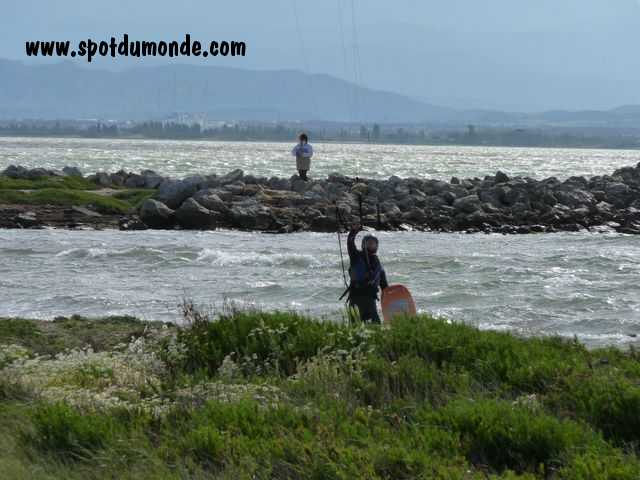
[3,0,640,112]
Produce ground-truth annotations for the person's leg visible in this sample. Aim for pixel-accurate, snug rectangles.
[301,170,308,181]
[351,296,374,322]
[363,297,381,324]
[349,296,368,322]
[369,298,381,324]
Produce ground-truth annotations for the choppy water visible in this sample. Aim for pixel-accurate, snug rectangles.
[1,136,640,180]
[1,229,639,347]
[2,137,640,346]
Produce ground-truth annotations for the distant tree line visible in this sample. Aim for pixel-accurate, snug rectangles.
[1,120,639,149]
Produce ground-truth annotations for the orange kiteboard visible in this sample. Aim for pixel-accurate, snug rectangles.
[381,284,417,324]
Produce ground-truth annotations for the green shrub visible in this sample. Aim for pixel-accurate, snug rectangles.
[373,316,589,394]
[560,451,640,480]
[547,374,640,445]
[25,403,121,457]
[423,399,602,474]
[177,310,356,376]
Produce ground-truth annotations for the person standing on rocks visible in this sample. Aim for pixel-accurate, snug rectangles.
[345,223,388,323]
[291,132,313,181]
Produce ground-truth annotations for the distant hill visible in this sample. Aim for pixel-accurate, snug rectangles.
[0,59,455,123]
[3,59,640,130]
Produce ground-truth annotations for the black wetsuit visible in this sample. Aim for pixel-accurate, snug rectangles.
[346,230,388,323]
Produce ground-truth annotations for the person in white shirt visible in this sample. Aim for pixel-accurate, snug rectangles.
[291,132,313,181]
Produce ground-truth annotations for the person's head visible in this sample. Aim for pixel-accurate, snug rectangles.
[298,132,308,144]
[363,235,379,255]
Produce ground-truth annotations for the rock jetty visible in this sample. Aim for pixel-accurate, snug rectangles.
[3,163,640,234]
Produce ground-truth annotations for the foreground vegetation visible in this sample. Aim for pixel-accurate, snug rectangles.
[0,175,155,214]
[1,307,640,479]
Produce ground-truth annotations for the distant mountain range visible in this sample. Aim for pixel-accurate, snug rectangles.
[0,59,453,123]
[2,59,640,129]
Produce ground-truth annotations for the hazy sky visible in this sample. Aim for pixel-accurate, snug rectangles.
[3,0,640,111]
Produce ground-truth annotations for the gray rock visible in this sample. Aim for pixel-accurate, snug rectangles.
[328,173,349,183]
[553,187,594,208]
[268,177,291,190]
[503,186,529,206]
[291,177,308,194]
[605,182,632,207]
[175,198,216,229]
[139,199,175,228]
[494,171,509,184]
[453,194,481,214]
[225,181,246,195]
[439,191,456,206]
[192,190,228,212]
[156,179,200,209]
[124,174,147,188]
[219,169,244,185]
[94,172,112,187]
[139,170,164,189]
[71,206,102,218]
[15,212,39,227]
[423,180,450,195]
[2,165,29,179]
[26,168,54,179]
[62,166,83,177]
[478,186,506,208]
[110,172,126,186]
[403,208,427,223]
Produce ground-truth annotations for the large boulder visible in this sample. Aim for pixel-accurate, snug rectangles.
[219,169,244,185]
[605,182,633,208]
[478,186,507,209]
[14,211,40,228]
[268,177,291,190]
[27,167,58,179]
[156,177,205,209]
[2,165,29,178]
[228,204,274,230]
[139,199,175,228]
[494,171,510,184]
[225,181,246,195]
[291,176,309,193]
[175,198,216,229]
[124,174,147,188]
[453,194,481,214]
[62,166,83,177]
[553,186,595,208]
[110,171,127,186]
[93,172,112,187]
[192,189,228,212]
[140,170,165,189]
[423,180,450,195]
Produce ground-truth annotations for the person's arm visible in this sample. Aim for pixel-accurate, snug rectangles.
[379,269,389,291]
[305,144,313,158]
[347,225,361,261]
[291,144,300,156]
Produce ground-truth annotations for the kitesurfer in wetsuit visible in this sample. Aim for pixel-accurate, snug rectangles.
[345,223,388,323]
[291,132,313,181]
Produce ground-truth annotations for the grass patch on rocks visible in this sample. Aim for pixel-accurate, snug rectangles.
[0,188,146,214]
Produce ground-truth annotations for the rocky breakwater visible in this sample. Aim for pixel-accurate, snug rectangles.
[135,163,640,234]
[3,163,640,234]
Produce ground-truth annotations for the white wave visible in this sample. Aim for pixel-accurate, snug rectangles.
[195,248,321,268]
[55,246,165,259]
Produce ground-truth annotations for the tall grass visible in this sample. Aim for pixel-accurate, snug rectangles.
[1,309,640,478]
